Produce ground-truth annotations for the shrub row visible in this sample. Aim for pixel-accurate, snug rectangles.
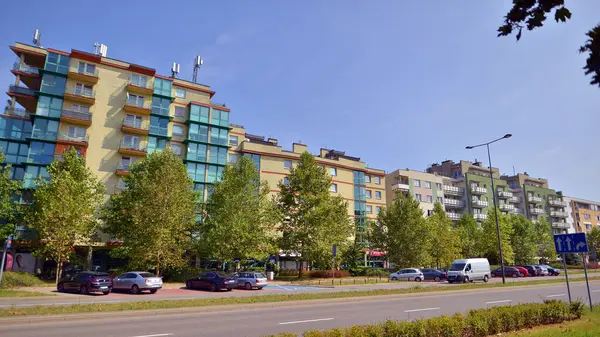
[0,271,47,289]
[265,300,584,337]
[347,267,390,277]
[277,270,351,278]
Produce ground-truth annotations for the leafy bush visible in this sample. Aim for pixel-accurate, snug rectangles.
[161,267,203,283]
[347,267,389,277]
[264,301,584,337]
[308,270,350,278]
[278,269,299,277]
[1,271,46,289]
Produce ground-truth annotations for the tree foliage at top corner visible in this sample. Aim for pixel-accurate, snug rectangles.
[498,0,600,87]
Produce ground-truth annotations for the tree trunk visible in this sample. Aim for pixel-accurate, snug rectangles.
[55,259,63,285]
[297,260,303,278]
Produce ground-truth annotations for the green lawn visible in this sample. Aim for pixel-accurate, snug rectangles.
[507,308,600,336]
[0,290,54,298]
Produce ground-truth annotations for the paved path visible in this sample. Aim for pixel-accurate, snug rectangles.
[0,281,598,337]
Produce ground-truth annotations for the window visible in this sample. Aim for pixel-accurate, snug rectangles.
[211,109,229,127]
[74,83,93,97]
[130,74,147,87]
[584,214,591,220]
[151,96,171,117]
[67,126,86,139]
[414,179,421,187]
[229,135,238,146]
[147,136,167,154]
[44,52,70,74]
[70,104,90,113]
[354,186,366,200]
[207,165,224,183]
[415,193,422,201]
[40,74,67,96]
[153,78,172,97]
[0,141,28,164]
[374,176,381,184]
[597,216,600,221]
[127,94,145,107]
[283,177,290,185]
[354,201,366,216]
[23,166,49,188]
[425,181,431,189]
[174,106,185,117]
[78,62,96,75]
[0,118,32,141]
[36,95,63,118]
[365,175,371,183]
[330,184,338,193]
[188,124,208,142]
[175,88,186,98]
[32,119,59,141]
[427,195,433,203]
[187,143,207,162]
[124,114,143,128]
[27,142,55,165]
[375,191,381,200]
[366,190,372,199]
[330,168,337,176]
[586,223,592,230]
[209,146,227,165]
[150,116,169,137]
[170,144,181,155]
[172,125,183,136]
[353,171,365,185]
[436,183,442,190]
[120,157,134,170]
[228,153,238,164]
[284,160,292,169]
[366,205,373,214]
[190,105,210,123]
[243,153,260,170]
[210,127,228,146]
[187,163,206,182]
[122,135,141,148]
[438,197,443,203]
[376,206,381,214]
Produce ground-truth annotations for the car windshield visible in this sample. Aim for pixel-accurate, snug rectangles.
[138,272,155,278]
[215,272,230,278]
[449,263,465,271]
[255,273,266,278]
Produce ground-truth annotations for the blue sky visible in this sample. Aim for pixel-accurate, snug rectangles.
[1,1,599,200]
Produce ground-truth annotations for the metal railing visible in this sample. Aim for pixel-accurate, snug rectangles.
[472,199,489,208]
[3,107,30,118]
[444,199,464,207]
[497,190,513,198]
[72,67,99,77]
[550,211,568,218]
[8,85,36,96]
[64,87,95,98]
[122,119,149,130]
[12,62,39,75]
[117,163,132,171]
[552,222,569,229]
[473,213,487,221]
[31,130,57,141]
[529,208,544,215]
[443,185,463,195]
[128,78,152,89]
[471,186,487,194]
[499,203,515,211]
[57,133,88,143]
[508,196,521,203]
[446,212,461,220]
[61,109,92,121]
[528,195,543,203]
[120,141,146,152]
[392,182,410,191]
[549,199,567,207]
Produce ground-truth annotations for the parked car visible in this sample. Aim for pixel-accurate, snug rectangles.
[447,258,491,283]
[112,272,163,294]
[438,267,448,277]
[233,271,268,290]
[420,268,446,282]
[513,266,529,277]
[537,265,550,276]
[185,272,236,291]
[491,267,521,278]
[541,265,561,276]
[523,265,540,276]
[57,271,112,295]
[389,268,423,282]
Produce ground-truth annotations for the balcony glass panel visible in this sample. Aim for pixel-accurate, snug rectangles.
[189,105,210,124]
[36,95,63,118]
[151,96,171,117]
[211,109,229,127]
[187,143,207,162]
[153,78,172,97]
[44,52,70,74]
[27,142,55,165]
[0,118,32,141]
[0,141,28,164]
[40,74,66,96]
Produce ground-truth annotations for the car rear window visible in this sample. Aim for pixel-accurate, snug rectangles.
[138,272,155,278]
[255,273,266,278]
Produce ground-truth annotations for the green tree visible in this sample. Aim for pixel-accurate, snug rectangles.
[534,217,556,263]
[427,202,461,268]
[0,150,22,239]
[275,152,352,276]
[27,148,105,283]
[478,208,515,265]
[104,149,196,276]
[498,1,599,87]
[370,195,430,268]
[587,227,600,259]
[509,215,537,265]
[455,213,481,258]
[198,156,277,264]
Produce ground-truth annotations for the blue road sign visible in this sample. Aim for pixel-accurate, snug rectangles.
[554,233,588,254]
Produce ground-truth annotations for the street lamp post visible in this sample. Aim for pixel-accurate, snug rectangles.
[466,134,512,285]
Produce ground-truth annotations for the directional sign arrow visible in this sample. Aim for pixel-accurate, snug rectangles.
[576,242,586,251]
[565,237,572,251]
[556,237,563,251]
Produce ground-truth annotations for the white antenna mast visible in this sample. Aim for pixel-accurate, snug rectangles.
[33,29,42,48]
[192,56,203,83]
[171,62,180,78]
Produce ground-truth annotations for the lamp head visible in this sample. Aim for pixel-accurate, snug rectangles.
[466,146,473,150]
[504,134,512,139]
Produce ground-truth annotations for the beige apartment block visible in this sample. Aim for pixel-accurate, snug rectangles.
[386,169,448,217]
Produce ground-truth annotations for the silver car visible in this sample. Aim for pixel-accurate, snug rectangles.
[233,272,268,290]
[112,272,163,294]
[389,268,424,282]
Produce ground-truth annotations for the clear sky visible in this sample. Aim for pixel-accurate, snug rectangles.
[1,1,599,200]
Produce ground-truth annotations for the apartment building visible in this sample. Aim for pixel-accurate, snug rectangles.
[565,196,600,233]
[228,125,386,244]
[385,169,448,217]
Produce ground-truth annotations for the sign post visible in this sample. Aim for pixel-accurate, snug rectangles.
[554,233,591,310]
[0,236,12,287]
[332,244,337,287]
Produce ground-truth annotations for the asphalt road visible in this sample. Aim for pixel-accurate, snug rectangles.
[1,281,598,337]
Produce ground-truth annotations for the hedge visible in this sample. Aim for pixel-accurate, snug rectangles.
[0,271,47,289]
[264,300,584,337]
[277,270,351,278]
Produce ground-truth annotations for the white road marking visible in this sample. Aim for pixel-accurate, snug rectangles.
[275,284,294,291]
[129,334,173,337]
[547,294,565,298]
[403,307,440,313]
[279,318,334,325]
[485,300,512,304]
[592,290,600,293]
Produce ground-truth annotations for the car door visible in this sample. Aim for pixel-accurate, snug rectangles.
[201,272,215,289]
[191,274,204,289]
[113,274,128,290]
[65,274,79,291]
[236,273,246,288]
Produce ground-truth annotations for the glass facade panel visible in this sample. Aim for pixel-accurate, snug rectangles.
[27,142,55,165]
[209,127,228,146]
[130,74,147,87]
[187,163,205,182]
[32,119,59,141]
[151,96,171,117]
[147,136,167,155]
[194,183,205,202]
[44,52,70,74]
[353,171,365,185]
[211,109,229,127]
[153,78,172,97]
[243,153,260,170]
[209,146,227,165]
[36,95,63,118]
[40,74,66,96]
[0,118,32,141]
[23,166,49,188]
[0,141,28,164]
[186,143,207,162]
[354,201,366,216]
[354,186,366,200]
[188,124,208,142]
[207,165,224,183]
[149,116,169,137]
[189,105,210,124]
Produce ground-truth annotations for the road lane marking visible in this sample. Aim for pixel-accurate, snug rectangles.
[279,318,334,325]
[547,294,565,298]
[485,300,512,304]
[593,290,600,293]
[129,334,173,337]
[403,307,440,313]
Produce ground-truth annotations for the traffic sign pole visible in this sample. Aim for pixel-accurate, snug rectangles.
[582,253,593,312]
[562,253,572,304]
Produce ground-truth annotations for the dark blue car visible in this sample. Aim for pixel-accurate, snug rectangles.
[420,268,446,282]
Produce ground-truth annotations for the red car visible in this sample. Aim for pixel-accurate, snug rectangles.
[513,266,529,277]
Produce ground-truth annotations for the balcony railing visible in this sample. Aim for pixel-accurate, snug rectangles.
[552,221,569,229]
[72,67,99,77]
[471,186,487,195]
[2,107,30,118]
[444,199,464,207]
[473,213,487,221]
[57,133,88,143]
[61,109,92,121]
[12,62,39,75]
[443,185,463,195]
[499,203,515,211]
[392,182,410,191]
[529,207,544,215]
[497,190,513,198]
[117,163,132,171]
[447,212,461,221]
[510,208,523,215]
[150,125,169,137]
[64,87,95,98]
[122,119,150,130]
[508,196,521,204]
[30,130,57,141]
[549,199,567,207]
[8,85,36,96]
[120,141,146,152]
[550,211,568,218]
[128,78,152,89]
[528,195,543,203]
[472,199,489,208]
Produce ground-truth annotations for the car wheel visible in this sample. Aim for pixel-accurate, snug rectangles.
[519,273,524,277]
[483,275,489,283]
[244,282,253,290]
[512,273,518,278]
[463,276,469,283]
[258,287,263,290]
[131,285,140,294]
[448,281,454,284]
[391,277,397,281]
[227,288,232,291]
[150,289,158,294]
[57,283,64,292]
[102,291,110,295]
[210,284,217,292]
[434,276,441,282]
[80,285,88,295]
[414,277,422,282]
[186,281,192,289]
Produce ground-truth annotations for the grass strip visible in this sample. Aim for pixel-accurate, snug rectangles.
[0,290,54,298]
[1,276,599,318]
[506,307,600,336]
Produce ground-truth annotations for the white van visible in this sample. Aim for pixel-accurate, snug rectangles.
[446,258,491,284]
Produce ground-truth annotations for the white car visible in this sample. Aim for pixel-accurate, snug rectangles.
[112,272,163,294]
[389,268,423,282]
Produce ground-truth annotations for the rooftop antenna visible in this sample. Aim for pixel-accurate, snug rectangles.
[171,62,180,78]
[93,42,100,55]
[192,56,203,83]
[93,43,108,57]
[33,29,42,48]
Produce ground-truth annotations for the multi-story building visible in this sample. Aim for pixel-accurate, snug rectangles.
[565,196,600,233]
[385,169,448,217]
[228,125,386,244]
